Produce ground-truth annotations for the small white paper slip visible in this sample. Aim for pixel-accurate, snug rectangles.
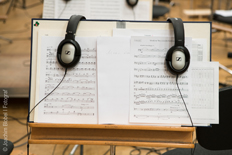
[97,36,131,125]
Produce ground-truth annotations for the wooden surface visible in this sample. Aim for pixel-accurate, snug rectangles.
[29,123,194,149]
[183,9,211,17]
[212,23,232,33]
[29,123,194,131]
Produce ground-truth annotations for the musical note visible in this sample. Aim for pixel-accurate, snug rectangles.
[138,47,168,52]
[134,54,165,58]
[134,93,188,100]
[133,87,187,92]
[44,111,94,116]
[45,92,95,96]
[134,61,164,66]
[44,103,94,110]
[134,100,184,105]
[82,48,96,52]
[45,84,95,90]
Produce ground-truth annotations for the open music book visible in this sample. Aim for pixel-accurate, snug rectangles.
[29,19,218,126]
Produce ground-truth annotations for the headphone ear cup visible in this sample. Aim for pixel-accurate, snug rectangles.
[165,46,190,75]
[57,39,81,68]
[126,0,138,7]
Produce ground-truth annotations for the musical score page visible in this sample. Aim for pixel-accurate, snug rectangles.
[129,36,193,125]
[43,0,151,20]
[34,36,98,124]
[191,62,219,124]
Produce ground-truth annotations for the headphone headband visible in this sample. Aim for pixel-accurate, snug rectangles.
[167,18,184,46]
[57,15,85,68]
[65,15,86,40]
[165,18,190,75]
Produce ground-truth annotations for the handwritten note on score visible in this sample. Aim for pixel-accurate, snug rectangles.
[129,36,193,125]
[35,36,98,124]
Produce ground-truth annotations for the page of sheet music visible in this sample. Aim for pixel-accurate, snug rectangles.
[191,62,219,124]
[44,0,150,20]
[55,0,86,19]
[129,36,193,125]
[34,36,98,124]
[122,1,150,20]
[42,0,55,18]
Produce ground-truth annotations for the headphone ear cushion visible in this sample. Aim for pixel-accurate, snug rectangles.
[126,0,138,7]
[165,46,190,75]
[57,39,81,68]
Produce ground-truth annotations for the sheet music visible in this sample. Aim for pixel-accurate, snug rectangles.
[55,0,121,19]
[191,62,219,124]
[113,29,209,61]
[122,1,150,20]
[34,36,98,124]
[55,0,86,19]
[97,37,131,124]
[129,36,193,125]
[43,0,151,20]
[43,0,55,18]
[87,0,122,20]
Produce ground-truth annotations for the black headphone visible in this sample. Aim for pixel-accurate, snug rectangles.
[165,18,190,75]
[126,0,138,7]
[57,15,86,68]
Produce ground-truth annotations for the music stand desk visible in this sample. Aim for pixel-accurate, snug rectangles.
[29,123,194,150]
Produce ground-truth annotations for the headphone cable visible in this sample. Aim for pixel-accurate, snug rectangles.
[132,7,136,20]
[58,1,69,18]
[176,74,195,155]
[176,74,193,126]
[27,68,68,155]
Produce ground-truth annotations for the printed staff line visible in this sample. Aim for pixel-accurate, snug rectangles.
[134,68,167,72]
[44,97,95,103]
[45,79,96,84]
[134,81,188,85]
[134,93,188,100]
[45,73,96,78]
[134,108,186,112]
[44,111,94,116]
[46,67,96,71]
[134,114,189,119]
[134,100,186,105]
[134,87,188,92]
[44,104,94,109]
[44,92,95,96]
[46,60,96,65]
[45,85,95,90]
[138,48,168,52]
[134,61,164,65]
[46,48,96,53]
